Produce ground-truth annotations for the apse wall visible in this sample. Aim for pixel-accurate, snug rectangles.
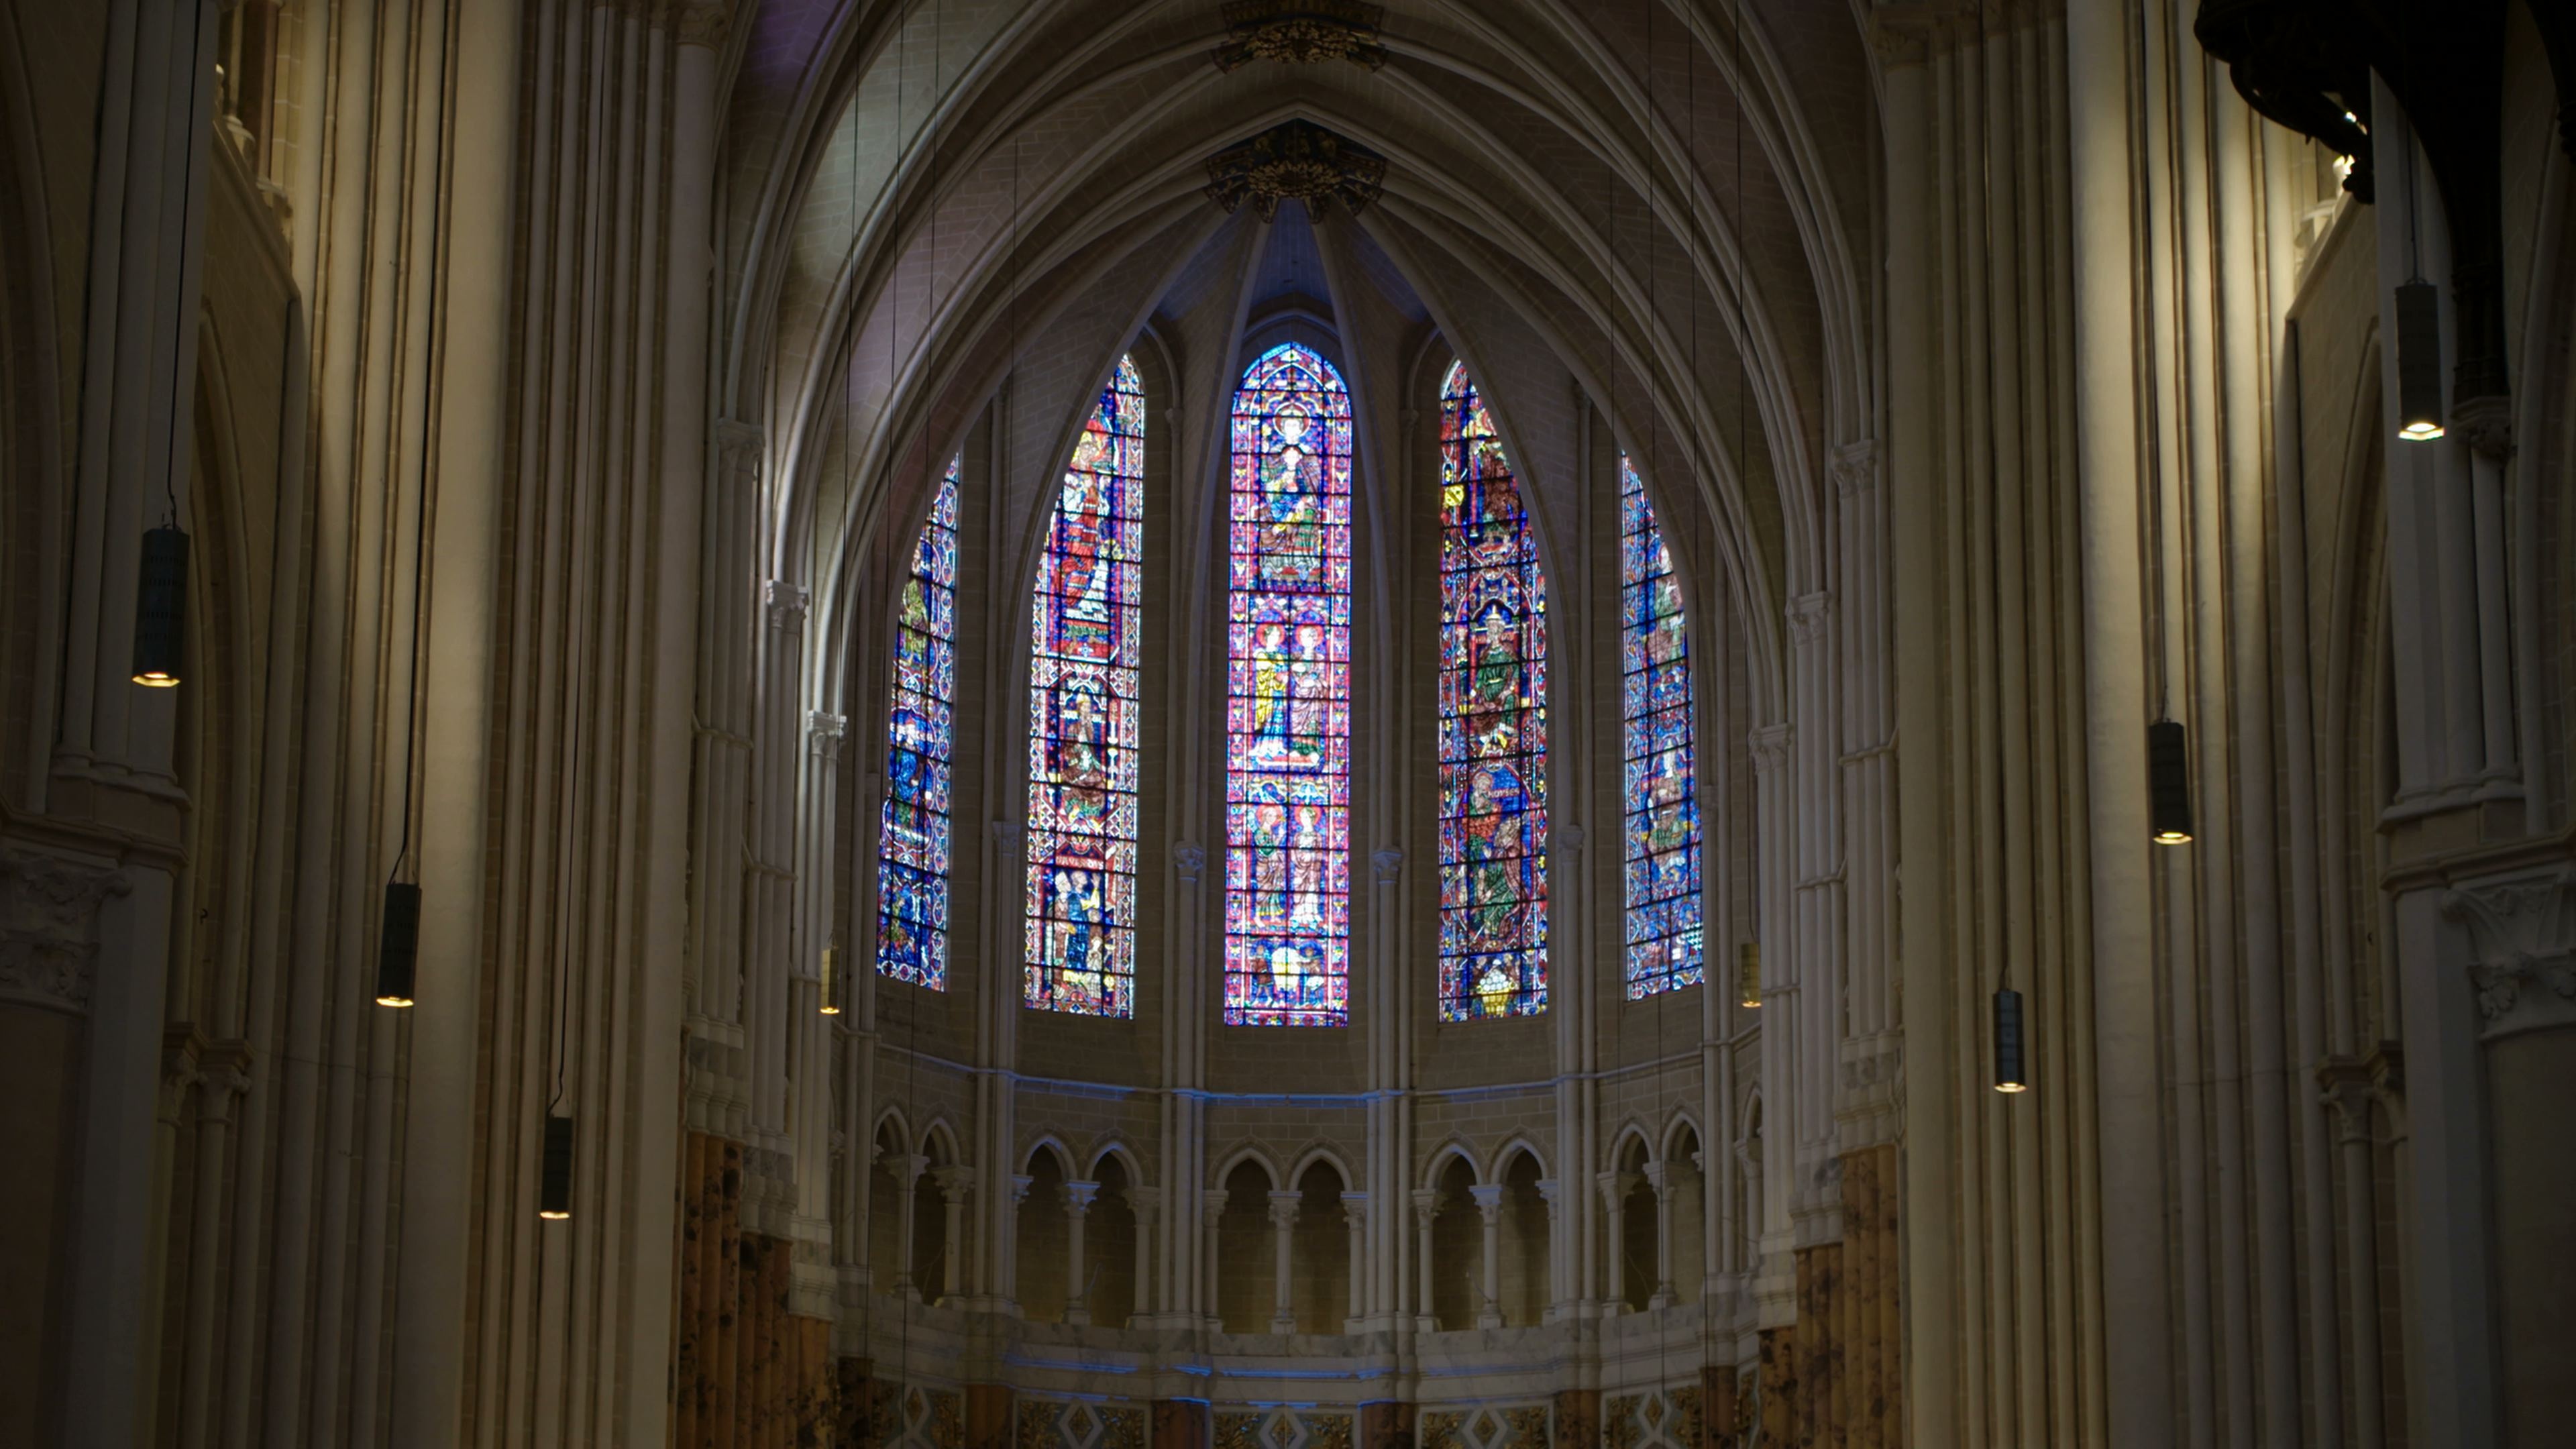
[824,308,1764,1417]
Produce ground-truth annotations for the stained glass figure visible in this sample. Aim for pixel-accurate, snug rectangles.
[1024,356,1146,1018]
[876,455,963,991]
[1436,360,1550,1020]
[1222,343,1354,1027]
[1619,455,1703,997]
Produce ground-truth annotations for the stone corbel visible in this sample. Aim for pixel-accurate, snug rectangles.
[2440,869,2576,1042]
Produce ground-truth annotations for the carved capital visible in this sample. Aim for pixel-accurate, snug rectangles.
[0,849,131,1015]
[932,1163,977,1199]
[1205,121,1386,222]
[808,710,849,757]
[1174,842,1207,881]
[715,419,763,488]
[1409,1186,1440,1227]
[1340,1190,1369,1229]
[1203,1187,1232,1228]
[1749,723,1794,777]
[1829,441,1880,496]
[765,579,810,632]
[1064,1178,1102,1215]
[1371,848,1404,883]
[674,0,732,49]
[1210,1,1389,72]
[2451,394,2515,460]
[991,819,1026,847]
[1267,1189,1304,1230]
[1788,592,1833,644]
[2441,869,2576,1042]
[1555,824,1586,854]
[1468,1183,1505,1223]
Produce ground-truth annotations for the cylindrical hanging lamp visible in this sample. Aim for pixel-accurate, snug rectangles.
[1736,941,1762,1009]
[819,944,842,1016]
[375,881,421,1007]
[131,525,191,687]
[539,1113,575,1220]
[2148,718,2194,844]
[1992,987,2028,1093]
[2395,278,2446,441]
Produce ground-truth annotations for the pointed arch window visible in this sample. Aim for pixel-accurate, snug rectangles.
[1222,342,1354,1027]
[1025,356,1146,1018]
[876,455,963,990]
[1436,360,1549,1020]
[1619,455,1703,996]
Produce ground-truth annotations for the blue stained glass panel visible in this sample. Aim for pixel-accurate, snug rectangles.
[1024,356,1146,1018]
[1223,342,1355,1026]
[1619,455,1703,996]
[877,456,963,991]
[1437,360,1550,1020]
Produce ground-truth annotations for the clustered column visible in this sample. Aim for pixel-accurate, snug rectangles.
[1341,1192,1368,1332]
[1268,1191,1301,1332]
[1412,1189,1440,1330]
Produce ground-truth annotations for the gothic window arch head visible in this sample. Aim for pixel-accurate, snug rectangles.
[1224,341,1355,1027]
[877,455,963,990]
[1435,358,1549,1021]
[1619,455,1703,997]
[1025,356,1147,1018]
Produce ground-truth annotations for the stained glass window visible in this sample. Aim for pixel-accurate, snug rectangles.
[1024,356,1146,1018]
[1222,343,1354,1027]
[1436,360,1549,1020]
[1619,455,1703,997]
[876,455,963,991]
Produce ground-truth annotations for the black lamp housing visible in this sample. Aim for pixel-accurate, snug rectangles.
[376,881,421,1007]
[2396,278,2445,441]
[1992,987,2029,1093]
[2149,718,2194,845]
[131,525,190,687]
[540,1113,574,1220]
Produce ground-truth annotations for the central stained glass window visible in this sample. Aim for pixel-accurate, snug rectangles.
[876,455,963,990]
[1619,455,1703,996]
[1223,342,1354,1027]
[1024,356,1145,1018]
[1436,359,1550,1020]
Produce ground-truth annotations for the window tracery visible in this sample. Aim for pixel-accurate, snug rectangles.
[1435,360,1549,1020]
[1222,342,1354,1027]
[1025,357,1146,1017]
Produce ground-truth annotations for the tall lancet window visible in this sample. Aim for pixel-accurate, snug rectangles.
[1223,342,1354,1027]
[1619,455,1703,997]
[1025,356,1146,1018]
[877,455,963,990]
[1436,360,1550,1020]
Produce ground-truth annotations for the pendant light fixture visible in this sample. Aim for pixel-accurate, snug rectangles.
[1992,985,2029,1093]
[539,1112,575,1220]
[132,525,191,687]
[2148,716,2193,843]
[2135,0,2191,850]
[1975,0,2031,1095]
[378,0,455,1004]
[376,880,422,1006]
[2392,33,2443,443]
[1736,942,1761,1010]
[819,943,843,1016]
[134,34,207,690]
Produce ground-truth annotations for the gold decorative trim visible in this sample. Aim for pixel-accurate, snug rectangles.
[1204,121,1387,222]
[1211,1,1389,72]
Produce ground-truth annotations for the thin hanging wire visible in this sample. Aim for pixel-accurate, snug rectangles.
[392,0,456,885]
[162,10,209,527]
[1976,0,2012,998]
[2133,0,2172,720]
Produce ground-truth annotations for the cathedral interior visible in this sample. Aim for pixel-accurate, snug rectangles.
[3,0,2574,1445]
